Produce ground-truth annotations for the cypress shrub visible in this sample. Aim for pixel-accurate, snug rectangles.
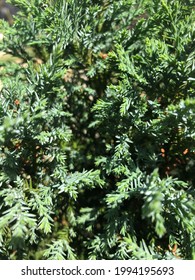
[0,0,194,259]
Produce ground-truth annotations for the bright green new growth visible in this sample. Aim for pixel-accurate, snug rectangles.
[0,0,194,259]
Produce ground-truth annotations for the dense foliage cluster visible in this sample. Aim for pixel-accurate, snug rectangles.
[0,0,194,260]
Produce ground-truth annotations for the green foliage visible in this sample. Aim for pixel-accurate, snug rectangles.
[0,0,194,259]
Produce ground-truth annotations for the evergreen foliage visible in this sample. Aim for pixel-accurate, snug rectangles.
[0,0,194,259]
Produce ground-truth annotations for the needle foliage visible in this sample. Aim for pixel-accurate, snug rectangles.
[0,0,194,259]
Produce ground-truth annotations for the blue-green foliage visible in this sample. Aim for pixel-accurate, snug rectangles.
[0,0,194,259]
